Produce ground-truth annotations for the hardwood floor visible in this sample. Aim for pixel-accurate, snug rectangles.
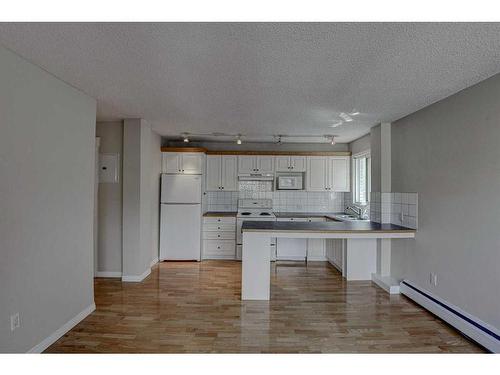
[46,261,484,353]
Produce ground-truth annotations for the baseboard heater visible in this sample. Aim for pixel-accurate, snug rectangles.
[400,280,500,353]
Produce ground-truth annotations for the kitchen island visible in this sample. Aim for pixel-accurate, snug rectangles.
[241,220,416,300]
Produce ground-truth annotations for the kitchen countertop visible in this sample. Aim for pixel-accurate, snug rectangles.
[202,211,237,217]
[241,220,416,234]
[274,212,339,219]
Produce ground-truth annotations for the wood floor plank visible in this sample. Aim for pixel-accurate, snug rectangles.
[45,261,485,353]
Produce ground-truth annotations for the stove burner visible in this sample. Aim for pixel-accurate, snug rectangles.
[240,212,252,216]
[259,212,271,216]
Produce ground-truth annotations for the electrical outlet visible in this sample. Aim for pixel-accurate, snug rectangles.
[10,313,20,331]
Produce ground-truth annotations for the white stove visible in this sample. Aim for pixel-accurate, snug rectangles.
[236,199,276,259]
[237,199,276,219]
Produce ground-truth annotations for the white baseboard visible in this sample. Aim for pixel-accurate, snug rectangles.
[122,267,151,282]
[400,280,500,353]
[327,258,342,273]
[27,303,96,353]
[95,271,122,278]
[372,273,400,294]
[150,258,159,267]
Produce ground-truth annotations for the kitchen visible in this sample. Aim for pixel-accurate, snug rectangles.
[159,146,417,299]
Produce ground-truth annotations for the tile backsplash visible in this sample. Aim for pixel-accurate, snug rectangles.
[205,187,345,213]
[370,192,418,229]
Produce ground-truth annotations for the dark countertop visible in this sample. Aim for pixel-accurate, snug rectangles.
[203,211,237,217]
[241,220,416,233]
[274,212,340,219]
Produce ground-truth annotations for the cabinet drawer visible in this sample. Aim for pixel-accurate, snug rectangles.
[203,231,236,240]
[203,223,236,232]
[203,216,236,224]
[203,240,236,258]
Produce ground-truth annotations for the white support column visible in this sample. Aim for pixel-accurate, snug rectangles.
[373,122,400,293]
[122,119,153,282]
[242,232,271,300]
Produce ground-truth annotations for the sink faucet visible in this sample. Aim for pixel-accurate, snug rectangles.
[345,205,364,219]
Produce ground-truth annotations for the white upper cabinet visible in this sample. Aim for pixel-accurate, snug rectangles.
[275,156,306,172]
[206,155,238,191]
[256,156,274,173]
[307,157,329,191]
[275,156,291,172]
[329,156,350,192]
[163,153,182,174]
[290,156,306,172]
[206,155,222,191]
[238,155,274,174]
[306,156,350,192]
[221,155,238,191]
[238,156,255,174]
[162,152,203,174]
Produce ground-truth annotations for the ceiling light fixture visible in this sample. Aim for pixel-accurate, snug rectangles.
[182,133,190,143]
[331,136,336,145]
[236,135,242,145]
[330,120,343,128]
[339,112,353,122]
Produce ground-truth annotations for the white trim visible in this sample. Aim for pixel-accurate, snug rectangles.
[150,258,159,267]
[371,273,400,294]
[27,303,96,353]
[400,280,499,353]
[327,258,342,273]
[95,271,122,278]
[121,267,151,282]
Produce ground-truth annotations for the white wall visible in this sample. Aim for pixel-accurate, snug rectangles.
[95,121,123,275]
[349,133,370,155]
[391,73,500,329]
[0,46,97,352]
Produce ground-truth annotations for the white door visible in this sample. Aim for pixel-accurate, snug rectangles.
[163,153,181,174]
[221,155,238,191]
[275,156,290,172]
[160,204,201,260]
[238,156,256,173]
[161,174,202,203]
[256,156,274,173]
[206,155,221,191]
[181,153,203,174]
[290,156,306,172]
[330,156,350,192]
[306,157,328,191]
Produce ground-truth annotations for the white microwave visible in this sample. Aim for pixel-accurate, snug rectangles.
[277,175,303,190]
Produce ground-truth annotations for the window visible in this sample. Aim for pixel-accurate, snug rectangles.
[353,151,371,205]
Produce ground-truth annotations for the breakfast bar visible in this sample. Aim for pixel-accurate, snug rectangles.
[241,221,416,300]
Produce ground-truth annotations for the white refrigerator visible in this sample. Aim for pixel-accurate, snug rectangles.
[160,174,202,261]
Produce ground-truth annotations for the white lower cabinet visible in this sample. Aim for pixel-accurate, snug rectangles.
[326,238,344,272]
[202,216,236,259]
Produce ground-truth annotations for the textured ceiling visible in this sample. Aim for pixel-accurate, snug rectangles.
[1,23,500,143]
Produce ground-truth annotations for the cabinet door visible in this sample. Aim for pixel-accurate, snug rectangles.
[275,156,291,172]
[181,153,203,174]
[163,153,181,174]
[238,156,256,173]
[306,157,328,191]
[330,156,350,192]
[206,155,222,191]
[256,156,274,173]
[221,155,238,191]
[290,156,306,172]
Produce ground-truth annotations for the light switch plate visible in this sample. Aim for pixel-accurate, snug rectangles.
[99,153,120,183]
